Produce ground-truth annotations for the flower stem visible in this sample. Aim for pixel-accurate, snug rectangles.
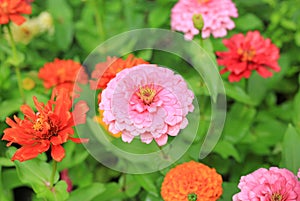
[50,160,57,188]
[6,24,26,103]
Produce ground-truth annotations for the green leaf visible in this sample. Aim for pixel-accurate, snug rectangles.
[0,98,22,121]
[292,90,300,130]
[223,103,256,144]
[0,157,14,167]
[248,73,269,105]
[47,0,73,50]
[68,183,105,201]
[36,181,69,201]
[2,169,23,189]
[6,147,59,187]
[119,175,141,197]
[218,182,239,201]
[134,174,158,197]
[235,13,264,31]
[91,183,126,201]
[281,124,300,174]
[149,6,170,27]
[224,82,255,105]
[295,31,300,46]
[213,140,241,162]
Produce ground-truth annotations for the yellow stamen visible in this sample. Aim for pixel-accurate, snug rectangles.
[33,118,45,131]
[197,0,210,4]
[136,85,157,105]
[271,193,283,201]
[237,48,256,62]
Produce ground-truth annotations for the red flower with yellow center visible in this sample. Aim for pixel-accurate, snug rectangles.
[216,30,280,82]
[0,0,32,25]
[2,89,89,162]
[38,58,88,97]
[161,161,223,201]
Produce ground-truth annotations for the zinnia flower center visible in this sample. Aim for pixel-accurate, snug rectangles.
[33,115,58,140]
[271,193,283,201]
[136,85,157,105]
[197,0,210,4]
[237,48,256,62]
[33,116,47,131]
[188,193,198,201]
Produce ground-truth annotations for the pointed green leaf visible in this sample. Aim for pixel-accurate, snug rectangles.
[134,174,158,197]
[281,124,300,174]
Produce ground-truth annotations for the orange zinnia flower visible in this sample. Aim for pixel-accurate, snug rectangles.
[89,54,149,91]
[2,89,89,162]
[38,58,88,97]
[0,0,32,25]
[161,161,223,201]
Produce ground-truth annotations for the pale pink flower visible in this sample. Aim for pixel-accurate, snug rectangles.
[171,0,238,40]
[298,169,300,179]
[233,167,300,201]
[99,64,194,146]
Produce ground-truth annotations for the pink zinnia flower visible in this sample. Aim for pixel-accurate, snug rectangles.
[171,0,238,40]
[99,64,194,146]
[216,30,281,82]
[233,167,300,201]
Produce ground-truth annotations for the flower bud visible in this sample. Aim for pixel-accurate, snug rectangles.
[192,13,204,31]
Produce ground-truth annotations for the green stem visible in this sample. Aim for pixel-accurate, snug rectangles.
[49,160,57,188]
[6,24,26,103]
[121,173,126,192]
[90,0,105,39]
[158,146,170,160]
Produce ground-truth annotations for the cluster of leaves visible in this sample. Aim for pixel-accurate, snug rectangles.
[0,0,300,200]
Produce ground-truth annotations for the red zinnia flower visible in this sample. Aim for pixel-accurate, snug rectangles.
[38,58,88,97]
[0,0,32,25]
[216,30,280,82]
[2,89,89,162]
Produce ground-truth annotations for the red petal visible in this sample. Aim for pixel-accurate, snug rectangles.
[51,145,65,162]
[12,142,50,162]
[69,137,89,143]
[9,14,26,25]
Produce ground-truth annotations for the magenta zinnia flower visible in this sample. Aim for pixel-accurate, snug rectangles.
[233,167,300,201]
[171,0,238,40]
[99,64,194,146]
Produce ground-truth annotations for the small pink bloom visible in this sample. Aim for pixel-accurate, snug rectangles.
[99,64,194,146]
[171,0,238,40]
[60,169,72,192]
[233,167,300,201]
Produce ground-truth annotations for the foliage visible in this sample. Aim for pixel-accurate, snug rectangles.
[0,0,300,200]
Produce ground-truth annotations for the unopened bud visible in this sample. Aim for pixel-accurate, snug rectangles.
[192,14,204,31]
